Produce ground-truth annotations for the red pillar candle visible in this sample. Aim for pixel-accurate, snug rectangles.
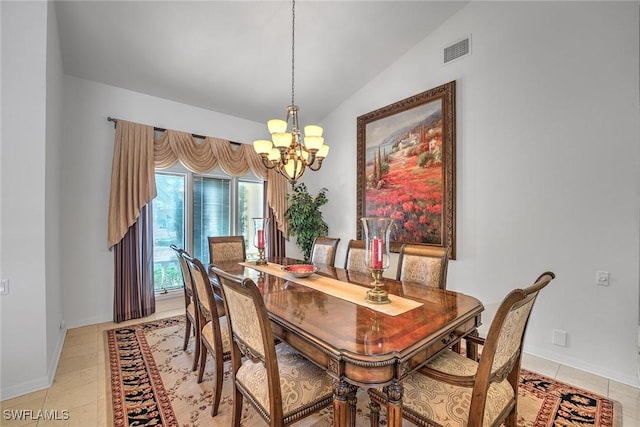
[371,238,383,269]
[257,230,265,248]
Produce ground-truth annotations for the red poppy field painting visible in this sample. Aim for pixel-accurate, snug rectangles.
[356,81,457,258]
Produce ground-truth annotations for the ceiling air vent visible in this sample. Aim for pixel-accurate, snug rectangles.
[444,35,471,64]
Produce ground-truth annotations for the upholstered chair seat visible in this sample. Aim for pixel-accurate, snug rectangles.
[211,266,335,426]
[368,271,555,427]
[370,351,514,427]
[235,342,334,423]
[201,316,232,360]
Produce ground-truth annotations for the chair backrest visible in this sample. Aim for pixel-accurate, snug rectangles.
[211,266,284,421]
[396,244,449,289]
[310,236,341,266]
[468,271,555,426]
[208,236,246,265]
[344,239,368,273]
[184,254,224,329]
[171,244,197,303]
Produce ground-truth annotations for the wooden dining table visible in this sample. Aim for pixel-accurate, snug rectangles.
[208,257,483,427]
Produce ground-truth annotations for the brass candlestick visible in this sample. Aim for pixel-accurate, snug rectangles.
[361,217,394,305]
[256,246,267,265]
[366,268,390,304]
[252,217,269,266]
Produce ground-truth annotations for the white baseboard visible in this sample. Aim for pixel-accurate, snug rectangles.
[1,327,67,401]
[64,314,112,330]
[526,345,640,388]
[47,327,66,385]
[1,376,50,402]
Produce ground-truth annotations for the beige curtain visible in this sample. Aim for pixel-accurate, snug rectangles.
[107,120,290,322]
[107,121,157,322]
[108,123,289,249]
[107,121,156,248]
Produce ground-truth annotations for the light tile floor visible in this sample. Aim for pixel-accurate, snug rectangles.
[2,297,639,426]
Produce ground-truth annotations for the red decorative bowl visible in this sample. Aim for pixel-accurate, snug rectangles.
[282,264,318,278]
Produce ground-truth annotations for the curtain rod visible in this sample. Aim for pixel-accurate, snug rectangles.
[107,116,241,146]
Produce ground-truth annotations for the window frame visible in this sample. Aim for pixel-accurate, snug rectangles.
[154,164,264,294]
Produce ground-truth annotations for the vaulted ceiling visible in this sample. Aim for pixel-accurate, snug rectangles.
[55,1,468,124]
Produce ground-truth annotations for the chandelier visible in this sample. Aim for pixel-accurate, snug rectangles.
[253,0,329,186]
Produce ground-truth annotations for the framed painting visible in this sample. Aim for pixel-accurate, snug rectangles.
[356,81,456,258]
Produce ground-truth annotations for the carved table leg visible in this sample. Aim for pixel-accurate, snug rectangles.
[466,329,480,361]
[368,400,381,427]
[333,378,350,427]
[347,384,358,427]
[385,380,404,427]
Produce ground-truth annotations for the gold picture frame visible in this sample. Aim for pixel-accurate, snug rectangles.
[356,81,456,258]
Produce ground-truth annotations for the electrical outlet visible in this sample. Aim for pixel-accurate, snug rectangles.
[596,270,609,286]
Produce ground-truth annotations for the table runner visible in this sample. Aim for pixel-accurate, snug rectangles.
[239,262,422,316]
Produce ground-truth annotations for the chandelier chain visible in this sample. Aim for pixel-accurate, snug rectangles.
[252,0,327,186]
[291,0,295,107]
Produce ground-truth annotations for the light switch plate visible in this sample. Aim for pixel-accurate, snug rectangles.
[0,279,9,295]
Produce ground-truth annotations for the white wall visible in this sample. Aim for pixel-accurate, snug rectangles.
[306,1,640,386]
[45,0,65,387]
[61,76,266,328]
[0,1,51,398]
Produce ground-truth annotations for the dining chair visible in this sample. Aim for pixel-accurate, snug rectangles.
[208,235,246,265]
[211,266,335,426]
[310,236,341,266]
[183,253,232,416]
[344,239,368,273]
[171,244,201,372]
[368,271,556,427]
[396,244,450,289]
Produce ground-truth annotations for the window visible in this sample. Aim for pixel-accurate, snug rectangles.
[152,168,264,293]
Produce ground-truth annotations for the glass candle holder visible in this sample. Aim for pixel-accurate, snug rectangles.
[361,217,393,304]
[252,217,269,265]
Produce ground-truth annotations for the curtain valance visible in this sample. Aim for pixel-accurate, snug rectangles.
[108,120,288,248]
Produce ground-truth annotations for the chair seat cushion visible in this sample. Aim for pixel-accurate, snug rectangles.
[372,350,515,427]
[236,342,334,421]
[201,316,231,354]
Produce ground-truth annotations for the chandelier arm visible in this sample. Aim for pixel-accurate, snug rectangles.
[307,158,324,171]
[259,155,278,170]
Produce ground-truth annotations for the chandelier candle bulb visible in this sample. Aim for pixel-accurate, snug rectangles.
[304,136,324,151]
[316,145,329,158]
[304,125,323,137]
[268,119,288,134]
[273,132,292,148]
[253,139,272,154]
[268,148,281,161]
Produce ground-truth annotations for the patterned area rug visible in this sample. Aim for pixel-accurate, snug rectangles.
[105,315,621,427]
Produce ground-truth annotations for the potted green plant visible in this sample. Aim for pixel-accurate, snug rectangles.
[285,183,329,262]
